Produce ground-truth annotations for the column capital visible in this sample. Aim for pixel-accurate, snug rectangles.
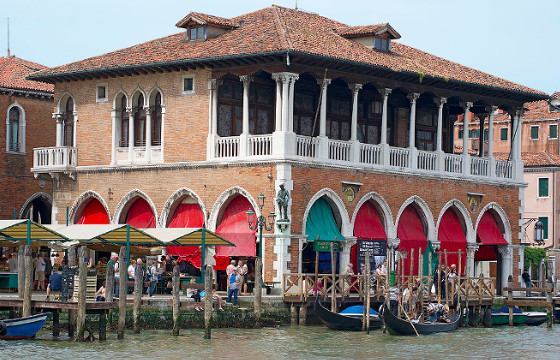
[380,88,392,97]
[437,97,447,107]
[143,105,152,112]
[466,243,479,252]
[515,107,525,118]
[208,78,222,90]
[497,245,512,258]
[239,75,254,86]
[126,107,133,114]
[52,112,63,122]
[387,238,400,250]
[349,83,362,94]
[430,240,441,251]
[272,72,299,84]
[407,92,420,102]
[489,105,499,113]
[461,101,473,110]
[319,78,332,89]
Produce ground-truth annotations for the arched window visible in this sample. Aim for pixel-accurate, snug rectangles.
[8,107,21,152]
[120,96,128,147]
[151,92,162,146]
[134,94,146,146]
[63,98,74,146]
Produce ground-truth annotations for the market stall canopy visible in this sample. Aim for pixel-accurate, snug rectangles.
[142,228,235,247]
[0,220,69,247]
[48,224,163,246]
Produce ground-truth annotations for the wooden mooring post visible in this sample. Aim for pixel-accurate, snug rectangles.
[52,309,60,337]
[254,257,263,322]
[117,246,127,340]
[299,303,307,326]
[547,279,553,328]
[76,246,88,341]
[204,265,213,339]
[290,304,298,325]
[133,262,143,333]
[508,276,514,326]
[172,265,180,336]
[22,245,32,318]
[17,246,25,300]
[330,243,336,312]
[105,261,115,328]
[365,251,371,333]
[67,245,77,339]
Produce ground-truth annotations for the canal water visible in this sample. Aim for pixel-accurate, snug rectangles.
[1,325,559,359]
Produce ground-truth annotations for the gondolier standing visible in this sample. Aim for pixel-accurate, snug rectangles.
[383,285,401,316]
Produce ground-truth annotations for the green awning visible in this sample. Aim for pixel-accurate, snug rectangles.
[305,198,343,242]
[423,240,439,276]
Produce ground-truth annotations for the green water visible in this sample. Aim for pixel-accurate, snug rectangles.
[1,325,559,359]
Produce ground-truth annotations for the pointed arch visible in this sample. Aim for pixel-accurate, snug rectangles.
[6,101,26,153]
[395,196,435,241]
[19,192,52,224]
[114,189,158,227]
[160,188,207,228]
[208,186,259,231]
[147,85,164,106]
[474,202,512,245]
[57,91,76,113]
[113,89,128,109]
[351,191,394,239]
[69,190,111,224]
[436,199,474,244]
[302,188,350,237]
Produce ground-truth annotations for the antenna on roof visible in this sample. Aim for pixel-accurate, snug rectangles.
[6,17,10,57]
[295,0,298,10]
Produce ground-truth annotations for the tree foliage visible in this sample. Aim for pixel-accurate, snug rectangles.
[524,247,546,270]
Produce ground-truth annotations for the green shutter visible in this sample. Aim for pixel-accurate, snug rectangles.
[531,126,539,139]
[458,130,463,138]
[538,217,548,239]
[500,128,508,141]
[550,125,557,139]
[539,178,549,197]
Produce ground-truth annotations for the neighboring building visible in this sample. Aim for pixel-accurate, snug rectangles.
[0,56,54,222]
[28,6,547,290]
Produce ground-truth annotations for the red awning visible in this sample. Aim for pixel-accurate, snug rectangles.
[475,245,497,261]
[215,196,256,257]
[477,212,507,245]
[125,198,156,228]
[354,201,387,240]
[167,203,205,265]
[397,206,427,276]
[77,199,109,224]
[213,255,230,270]
[438,209,467,275]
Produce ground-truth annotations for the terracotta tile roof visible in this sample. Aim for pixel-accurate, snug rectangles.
[176,11,239,29]
[494,151,560,167]
[338,23,401,39]
[0,56,53,93]
[523,99,560,121]
[30,6,545,97]
[453,145,478,155]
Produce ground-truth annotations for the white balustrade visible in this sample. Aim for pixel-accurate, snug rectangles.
[215,136,240,158]
[444,153,464,174]
[359,143,382,165]
[495,159,513,179]
[417,150,437,171]
[296,135,319,158]
[328,139,351,161]
[389,147,410,168]
[33,146,78,169]
[248,134,272,156]
[470,157,489,177]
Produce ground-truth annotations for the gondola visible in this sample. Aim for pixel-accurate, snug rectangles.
[0,313,50,340]
[380,304,461,335]
[314,299,383,331]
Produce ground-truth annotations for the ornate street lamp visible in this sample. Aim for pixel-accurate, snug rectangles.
[534,220,545,246]
[246,193,276,258]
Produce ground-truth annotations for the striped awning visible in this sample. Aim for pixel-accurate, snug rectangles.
[0,220,69,244]
[48,224,163,246]
[142,228,235,247]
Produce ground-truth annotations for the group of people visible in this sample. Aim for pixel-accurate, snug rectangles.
[225,259,249,306]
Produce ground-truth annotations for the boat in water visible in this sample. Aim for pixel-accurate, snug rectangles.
[491,306,546,326]
[381,304,461,335]
[0,313,50,340]
[314,299,383,331]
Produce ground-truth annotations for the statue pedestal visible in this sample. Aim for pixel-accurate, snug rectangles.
[276,219,291,233]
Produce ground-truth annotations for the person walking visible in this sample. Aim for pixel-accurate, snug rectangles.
[228,268,241,306]
[522,268,532,297]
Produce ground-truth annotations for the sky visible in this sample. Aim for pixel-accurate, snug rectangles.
[2,0,558,94]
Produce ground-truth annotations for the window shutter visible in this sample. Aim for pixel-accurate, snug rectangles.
[538,217,549,239]
[539,178,549,197]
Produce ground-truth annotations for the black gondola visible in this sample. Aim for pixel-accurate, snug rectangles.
[313,299,383,331]
[380,304,461,335]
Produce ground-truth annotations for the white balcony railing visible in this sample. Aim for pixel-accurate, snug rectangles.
[328,139,351,162]
[360,143,382,165]
[296,135,319,158]
[389,147,410,168]
[496,159,513,178]
[248,134,272,156]
[417,150,437,171]
[215,136,240,158]
[471,157,489,177]
[33,146,78,170]
[444,153,464,174]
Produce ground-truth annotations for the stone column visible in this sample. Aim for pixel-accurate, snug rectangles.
[282,75,290,133]
[380,88,392,165]
[318,79,331,160]
[339,238,356,274]
[144,106,152,162]
[127,107,134,163]
[466,243,479,277]
[462,102,473,175]
[53,113,63,147]
[407,93,420,149]
[386,238,401,274]
[240,75,253,157]
[488,106,498,158]
[512,108,524,179]
[436,98,447,152]
[498,245,513,287]
[273,74,283,132]
[207,79,220,159]
[288,75,298,133]
[350,84,362,163]
[110,109,118,165]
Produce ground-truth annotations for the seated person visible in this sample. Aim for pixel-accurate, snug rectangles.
[186,278,201,302]
[196,286,224,311]
[46,267,62,300]
[96,281,107,302]
[427,303,449,322]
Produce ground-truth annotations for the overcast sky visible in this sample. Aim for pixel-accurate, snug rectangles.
[2,0,558,94]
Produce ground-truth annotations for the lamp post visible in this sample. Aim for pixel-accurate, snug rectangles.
[246,193,276,320]
[534,220,545,246]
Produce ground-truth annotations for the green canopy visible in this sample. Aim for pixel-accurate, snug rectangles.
[422,240,439,276]
[305,198,343,242]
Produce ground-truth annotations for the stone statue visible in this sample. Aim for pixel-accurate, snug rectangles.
[276,184,290,221]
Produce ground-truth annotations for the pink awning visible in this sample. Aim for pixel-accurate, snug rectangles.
[438,209,467,275]
[215,196,256,257]
[353,201,387,240]
[77,199,109,224]
[125,198,156,228]
[397,206,427,276]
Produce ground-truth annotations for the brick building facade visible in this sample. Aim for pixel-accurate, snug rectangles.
[29,6,547,288]
[0,56,54,222]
